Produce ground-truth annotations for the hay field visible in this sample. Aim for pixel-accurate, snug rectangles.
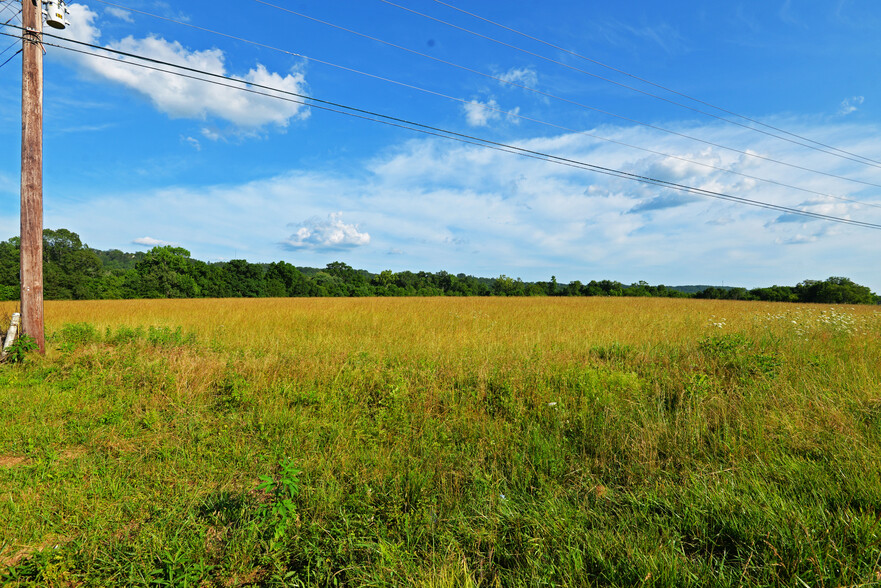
[1,297,879,586]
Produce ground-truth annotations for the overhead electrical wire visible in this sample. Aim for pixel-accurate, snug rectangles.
[80,1,881,199]
[0,46,19,69]
[52,33,862,211]
[88,0,881,193]
[12,27,881,231]
[17,10,880,212]
[425,0,881,168]
[0,2,22,69]
[0,0,20,67]
[0,34,18,58]
[251,0,881,191]
[0,0,23,65]
[374,0,881,171]
[1,5,21,26]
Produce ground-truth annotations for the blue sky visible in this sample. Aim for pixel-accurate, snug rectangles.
[1,0,880,290]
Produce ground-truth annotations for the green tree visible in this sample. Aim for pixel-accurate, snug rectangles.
[564,280,583,297]
[492,275,526,296]
[134,246,200,298]
[546,275,558,296]
[265,261,310,297]
[0,238,20,300]
[796,277,877,304]
[750,285,797,302]
[42,229,103,299]
[587,280,624,297]
[223,260,265,298]
[312,272,347,297]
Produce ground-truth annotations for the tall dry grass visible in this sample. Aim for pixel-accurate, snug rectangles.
[0,297,878,586]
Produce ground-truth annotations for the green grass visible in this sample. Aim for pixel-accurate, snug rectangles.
[0,299,879,586]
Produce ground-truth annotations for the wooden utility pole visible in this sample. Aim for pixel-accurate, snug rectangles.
[20,0,45,354]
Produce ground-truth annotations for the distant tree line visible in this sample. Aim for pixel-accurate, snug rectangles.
[0,229,877,305]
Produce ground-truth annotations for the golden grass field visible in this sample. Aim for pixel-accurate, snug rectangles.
[9,295,875,357]
[1,296,879,586]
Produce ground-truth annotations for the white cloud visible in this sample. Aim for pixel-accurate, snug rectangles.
[282,213,370,251]
[839,96,864,116]
[497,67,538,89]
[40,117,881,291]
[182,136,200,150]
[464,98,500,127]
[57,4,310,130]
[463,98,521,127]
[133,236,177,247]
[201,127,221,141]
[104,6,133,23]
[58,3,101,45]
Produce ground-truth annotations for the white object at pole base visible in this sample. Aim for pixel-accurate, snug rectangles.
[2,313,21,357]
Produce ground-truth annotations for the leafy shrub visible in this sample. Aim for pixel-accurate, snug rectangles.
[5,334,38,363]
[105,325,145,344]
[214,368,251,412]
[699,333,749,357]
[55,322,99,352]
[256,458,302,548]
[147,325,196,347]
[698,332,782,382]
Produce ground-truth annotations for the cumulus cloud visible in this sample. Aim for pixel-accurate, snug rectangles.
[497,67,538,88]
[839,96,864,116]
[133,236,177,247]
[464,99,499,127]
[41,117,881,291]
[281,213,370,251]
[463,98,521,127]
[58,3,101,45]
[57,4,309,130]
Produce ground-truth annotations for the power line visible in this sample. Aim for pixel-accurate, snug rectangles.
[26,30,881,231]
[0,34,18,58]
[0,3,20,76]
[243,57,881,210]
[1,5,20,26]
[0,0,19,67]
[375,0,881,171]
[252,1,881,191]
[0,0,18,16]
[426,0,881,168]
[0,45,18,69]
[76,2,881,199]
